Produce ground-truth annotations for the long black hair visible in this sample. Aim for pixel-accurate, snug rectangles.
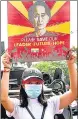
[20,85,47,108]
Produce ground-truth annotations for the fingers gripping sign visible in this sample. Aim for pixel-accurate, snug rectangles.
[2,51,12,71]
[66,49,77,64]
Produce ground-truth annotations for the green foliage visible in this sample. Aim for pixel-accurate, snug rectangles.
[32,61,67,74]
[32,60,69,84]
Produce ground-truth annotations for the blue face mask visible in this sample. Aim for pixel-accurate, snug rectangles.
[25,84,42,99]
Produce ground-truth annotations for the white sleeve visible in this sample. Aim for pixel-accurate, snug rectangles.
[48,96,63,114]
[6,98,20,118]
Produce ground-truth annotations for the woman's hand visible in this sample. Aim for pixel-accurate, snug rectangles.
[2,52,12,70]
[66,49,76,64]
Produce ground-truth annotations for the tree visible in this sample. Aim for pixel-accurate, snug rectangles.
[32,60,70,84]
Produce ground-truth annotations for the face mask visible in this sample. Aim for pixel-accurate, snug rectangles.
[25,84,42,99]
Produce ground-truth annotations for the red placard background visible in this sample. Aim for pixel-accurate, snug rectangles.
[8,1,70,62]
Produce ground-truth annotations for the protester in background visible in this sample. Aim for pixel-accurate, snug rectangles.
[1,50,77,119]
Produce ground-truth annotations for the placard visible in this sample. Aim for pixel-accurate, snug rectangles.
[8,1,70,62]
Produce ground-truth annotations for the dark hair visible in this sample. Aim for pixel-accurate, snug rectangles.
[20,85,47,108]
[28,1,51,24]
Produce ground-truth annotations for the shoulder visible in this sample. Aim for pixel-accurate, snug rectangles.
[47,96,60,107]
[6,98,20,117]
[44,31,58,37]
[47,96,60,103]
[9,98,20,106]
[47,96,63,114]
[25,32,35,37]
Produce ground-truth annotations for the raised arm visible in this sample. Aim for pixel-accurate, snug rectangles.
[1,52,14,112]
[59,50,77,109]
